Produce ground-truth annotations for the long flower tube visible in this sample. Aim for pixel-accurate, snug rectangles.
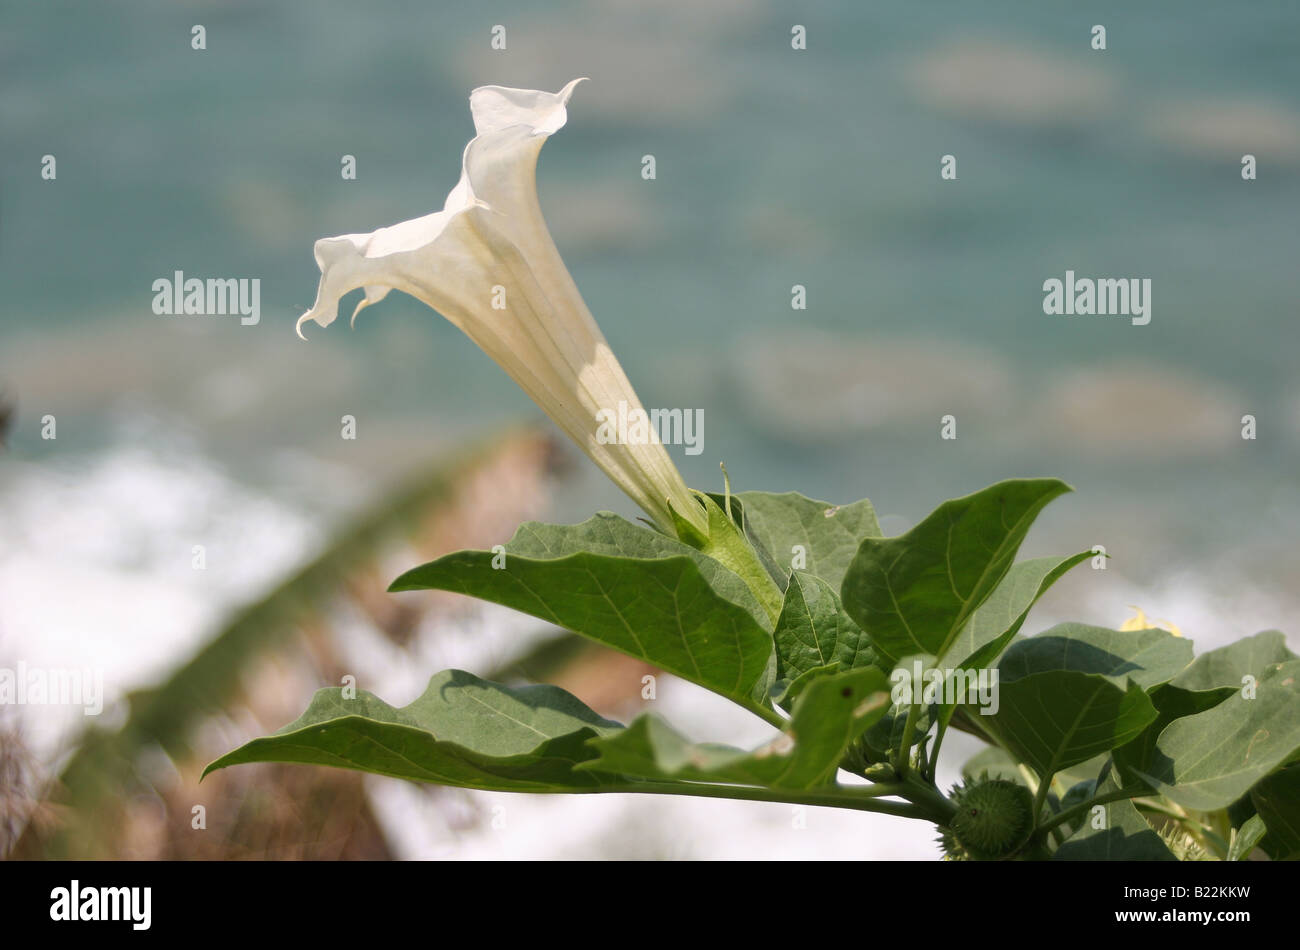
[297,79,708,540]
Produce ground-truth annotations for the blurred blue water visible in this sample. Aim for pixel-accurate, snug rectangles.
[3,1,1298,625]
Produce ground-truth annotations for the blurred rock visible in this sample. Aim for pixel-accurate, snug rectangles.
[731,330,1012,443]
[1033,361,1241,457]
[1148,99,1300,164]
[906,38,1117,126]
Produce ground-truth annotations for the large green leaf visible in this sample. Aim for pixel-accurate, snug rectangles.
[1113,684,1230,792]
[997,623,1194,690]
[841,478,1071,663]
[988,671,1156,782]
[1054,753,1113,793]
[1135,659,1300,810]
[732,491,882,591]
[932,553,1092,749]
[1054,777,1175,861]
[579,667,891,790]
[1117,632,1297,793]
[204,670,623,791]
[980,626,1183,788]
[1169,630,1297,692]
[942,553,1093,669]
[1251,763,1300,859]
[390,513,775,709]
[772,571,878,689]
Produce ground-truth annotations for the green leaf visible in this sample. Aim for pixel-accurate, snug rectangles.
[1228,814,1268,861]
[1054,777,1175,861]
[841,478,1071,663]
[702,492,786,589]
[997,623,1194,690]
[772,571,879,692]
[1135,659,1300,810]
[943,553,1093,669]
[1053,755,1114,806]
[689,493,786,626]
[390,512,775,709]
[1058,779,1098,834]
[983,626,1182,788]
[776,663,840,710]
[1250,763,1300,859]
[1118,632,1297,794]
[1170,630,1297,692]
[579,667,891,790]
[932,553,1092,751]
[732,491,881,591]
[204,669,623,791]
[988,671,1156,782]
[1113,684,1230,792]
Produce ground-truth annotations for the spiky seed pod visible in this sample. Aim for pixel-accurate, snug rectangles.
[1157,825,1211,861]
[941,777,1034,861]
[936,826,971,861]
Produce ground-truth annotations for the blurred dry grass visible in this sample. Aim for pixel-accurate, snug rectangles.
[0,717,55,856]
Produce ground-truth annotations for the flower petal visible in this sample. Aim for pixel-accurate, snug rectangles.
[295,80,706,537]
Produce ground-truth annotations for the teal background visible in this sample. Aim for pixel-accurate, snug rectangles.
[4,1,1298,641]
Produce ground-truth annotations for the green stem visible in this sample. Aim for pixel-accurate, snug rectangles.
[894,700,923,779]
[926,722,947,781]
[1132,797,1201,824]
[1038,787,1139,836]
[1016,763,1040,796]
[904,775,958,824]
[747,701,788,730]
[1031,770,1054,826]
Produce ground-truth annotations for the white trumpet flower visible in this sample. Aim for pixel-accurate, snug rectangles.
[297,80,707,537]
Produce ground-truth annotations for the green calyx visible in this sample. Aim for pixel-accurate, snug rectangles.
[670,487,784,626]
[940,777,1035,860]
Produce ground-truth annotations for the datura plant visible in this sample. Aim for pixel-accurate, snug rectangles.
[206,81,1300,861]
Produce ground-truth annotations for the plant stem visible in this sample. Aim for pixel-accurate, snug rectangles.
[1132,797,1201,824]
[894,699,923,779]
[926,722,947,781]
[1038,786,1139,836]
[1016,763,1040,796]
[746,701,789,730]
[1031,770,1054,826]
[903,775,957,823]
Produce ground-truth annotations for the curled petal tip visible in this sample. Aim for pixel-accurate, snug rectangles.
[295,312,312,341]
[562,77,589,100]
[470,78,587,137]
[349,298,372,329]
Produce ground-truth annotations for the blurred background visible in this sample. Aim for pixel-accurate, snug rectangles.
[2,0,1298,859]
